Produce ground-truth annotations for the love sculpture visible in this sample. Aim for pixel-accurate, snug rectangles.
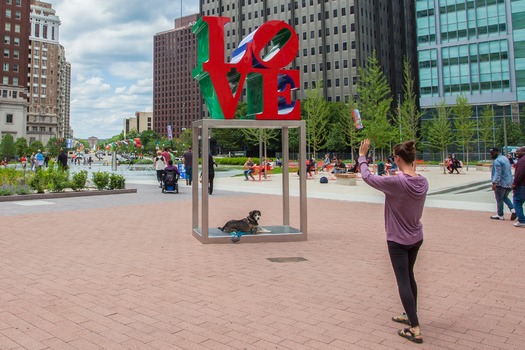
[192,17,301,120]
[190,17,307,244]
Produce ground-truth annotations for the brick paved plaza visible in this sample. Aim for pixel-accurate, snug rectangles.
[0,169,523,349]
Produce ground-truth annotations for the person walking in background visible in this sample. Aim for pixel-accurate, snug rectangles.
[489,147,516,220]
[154,150,166,188]
[20,155,27,172]
[183,146,193,186]
[30,152,36,171]
[161,148,171,170]
[358,139,428,344]
[512,147,525,227]
[57,149,68,170]
[35,150,45,171]
[207,153,217,194]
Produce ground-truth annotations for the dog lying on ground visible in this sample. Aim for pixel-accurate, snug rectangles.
[218,210,261,234]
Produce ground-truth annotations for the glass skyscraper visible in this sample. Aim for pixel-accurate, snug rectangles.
[417,0,524,157]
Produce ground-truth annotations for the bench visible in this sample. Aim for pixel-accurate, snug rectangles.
[415,159,428,171]
[335,173,357,186]
[253,164,273,180]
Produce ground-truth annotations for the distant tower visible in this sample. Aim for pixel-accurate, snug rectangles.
[0,0,30,139]
[27,0,71,144]
[153,14,201,138]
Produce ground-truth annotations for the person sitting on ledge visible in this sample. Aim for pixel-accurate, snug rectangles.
[244,157,256,181]
[333,159,347,174]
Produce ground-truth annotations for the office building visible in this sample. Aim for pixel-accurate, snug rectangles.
[0,0,30,139]
[199,0,417,104]
[417,0,524,156]
[153,13,200,138]
[123,111,153,135]
[27,0,71,144]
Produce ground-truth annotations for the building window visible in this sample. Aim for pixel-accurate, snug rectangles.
[13,37,19,46]
[15,11,20,19]
[3,63,8,72]
[2,77,8,84]
[13,64,18,72]
[3,49,8,58]
[4,36,10,44]
[6,114,13,124]
[5,9,11,18]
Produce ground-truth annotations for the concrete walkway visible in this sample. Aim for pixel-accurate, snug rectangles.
[0,166,523,349]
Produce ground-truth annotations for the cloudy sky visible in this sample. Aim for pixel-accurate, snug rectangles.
[46,0,199,139]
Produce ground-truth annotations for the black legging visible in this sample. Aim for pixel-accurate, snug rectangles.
[387,239,423,327]
[208,171,215,194]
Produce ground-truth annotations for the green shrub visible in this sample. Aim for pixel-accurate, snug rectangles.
[133,158,153,165]
[108,173,126,190]
[92,171,110,190]
[70,170,88,191]
[15,185,32,195]
[0,167,24,186]
[27,170,47,193]
[46,165,69,192]
[0,185,15,196]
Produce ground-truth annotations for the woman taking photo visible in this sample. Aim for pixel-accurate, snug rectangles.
[358,139,428,344]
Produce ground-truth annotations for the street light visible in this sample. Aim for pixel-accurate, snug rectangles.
[497,103,510,156]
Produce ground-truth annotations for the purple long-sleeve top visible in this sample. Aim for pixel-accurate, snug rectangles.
[359,156,428,245]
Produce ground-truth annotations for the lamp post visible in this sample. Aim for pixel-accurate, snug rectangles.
[497,103,510,156]
[181,127,187,149]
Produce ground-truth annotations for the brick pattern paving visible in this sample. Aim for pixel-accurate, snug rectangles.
[1,193,523,349]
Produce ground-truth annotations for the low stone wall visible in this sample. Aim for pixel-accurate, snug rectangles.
[335,173,357,186]
[476,164,492,172]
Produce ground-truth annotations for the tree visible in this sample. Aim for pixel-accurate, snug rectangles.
[303,81,330,157]
[496,121,525,148]
[478,105,495,160]
[397,57,423,147]
[29,140,44,154]
[357,52,395,160]
[14,137,28,157]
[424,100,454,173]
[0,134,16,161]
[46,137,64,157]
[453,95,476,170]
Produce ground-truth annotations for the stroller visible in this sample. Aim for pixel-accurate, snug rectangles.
[161,170,179,193]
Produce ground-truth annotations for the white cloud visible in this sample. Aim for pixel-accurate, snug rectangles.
[45,0,200,138]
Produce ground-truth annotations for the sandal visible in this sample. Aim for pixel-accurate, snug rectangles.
[392,313,410,326]
[398,328,423,344]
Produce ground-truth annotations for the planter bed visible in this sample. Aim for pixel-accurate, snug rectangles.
[0,188,137,202]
